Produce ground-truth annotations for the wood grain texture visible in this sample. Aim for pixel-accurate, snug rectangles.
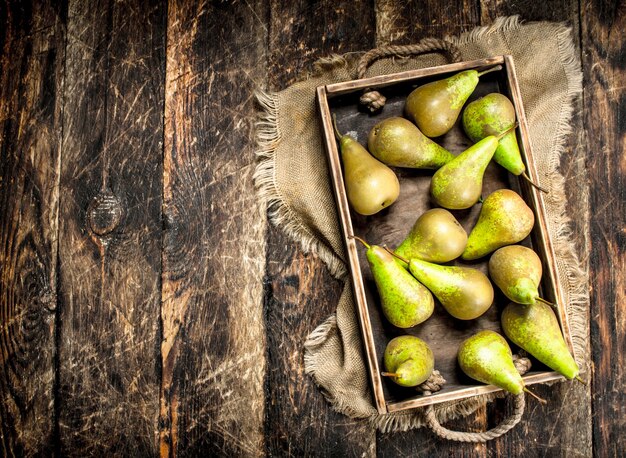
[56,0,165,454]
[582,1,626,456]
[161,1,268,456]
[264,0,377,456]
[0,1,65,455]
[375,0,480,47]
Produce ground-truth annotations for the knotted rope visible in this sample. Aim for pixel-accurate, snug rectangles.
[416,355,532,442]
[356,39,462,112]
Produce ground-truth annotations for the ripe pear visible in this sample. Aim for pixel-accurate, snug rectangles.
[407,258,494,320]
[383,335,434,387]
[367,117,455,169]
[462,189,534,260]
[334,118,400,215]
[354,237,434,328]
[405,66,501,137]
[429,134,500,210]
[489,245,553,305]
[458,330,525,394]
[462,93,546,192]
[501,302,580,380]
[395,208,467,264]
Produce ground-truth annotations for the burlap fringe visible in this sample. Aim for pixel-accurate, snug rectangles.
[253,90,348,279]
[258,14,589,431]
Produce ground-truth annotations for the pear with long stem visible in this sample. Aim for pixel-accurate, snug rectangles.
[383,335,434,387]
[488,245,556,307]
[430,125,517,210]
[405,66,503,137]
[333,115,399,215]
[352,236,434,328]
[462,92,546,193]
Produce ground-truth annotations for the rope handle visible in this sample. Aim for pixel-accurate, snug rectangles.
[356,38,462,112]
[418,355,531,442]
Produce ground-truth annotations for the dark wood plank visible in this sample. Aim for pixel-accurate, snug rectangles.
[56,0,165,454]
[160,1,269,456]
[0,1,66,455]
[375,0,480,47]
[264,0,377,456]
[582,1,626,456]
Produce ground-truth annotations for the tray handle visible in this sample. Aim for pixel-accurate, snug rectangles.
[422,354,530,442]
[356,39,462,112]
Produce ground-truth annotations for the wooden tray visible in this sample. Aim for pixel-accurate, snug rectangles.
[316,55,575,414]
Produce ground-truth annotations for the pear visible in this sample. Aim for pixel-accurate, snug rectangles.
[367,117,455,169]
[407,258,494,320]
[462,189,534,260]
[333,117,400,215]
[489,245,553,306]
[405,66,501,137]
[395,208,467,264]
[354,237,434,328]
[501,302,580,380]
[429,133,502,210]
[462,93,546,192]
[383,335,434,387]
[458,330,525,394]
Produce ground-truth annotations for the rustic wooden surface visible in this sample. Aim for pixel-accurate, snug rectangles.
[0,0,623,456]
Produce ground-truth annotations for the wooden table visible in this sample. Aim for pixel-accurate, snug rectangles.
[1,1,623,456]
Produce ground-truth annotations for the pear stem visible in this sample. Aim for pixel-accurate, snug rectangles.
[495,122,519,140]
[348,235,370,250]
[381,372,400,378]
[524,387,547,404]
[331,113,343,141]
[536,297,557,308]
[521,171,549,194]
[477,65,503,77]
[383,246,410,264]
[575,376,588,386]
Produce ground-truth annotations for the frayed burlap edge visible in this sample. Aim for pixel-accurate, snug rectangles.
[253,89,348,279]
[255,15,589,432]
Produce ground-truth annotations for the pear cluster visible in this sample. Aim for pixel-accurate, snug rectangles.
[342,68,579,393]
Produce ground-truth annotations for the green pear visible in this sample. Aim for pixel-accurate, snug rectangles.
[429,134,500,210]
[367,117,455,169]
[407,258,494,320]
[383,335,434,387]
[501,302,580,380]
[462,189,535,260]
[462,93,546,192]
[395,208,467,264]
[354,238,434,328]
[405,66,501,137]
[334,118,400,215]
[489,245,553,305]
[458,330,525,394]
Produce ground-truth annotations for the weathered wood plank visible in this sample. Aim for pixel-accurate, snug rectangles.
[56,0,165,454]
[161,1,268,455]
[264,1,377,456]
[582,1,626,456]
[0,1,66,455]
[375,0,480,47]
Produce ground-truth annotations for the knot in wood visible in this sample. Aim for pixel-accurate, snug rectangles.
[87,188,123,236]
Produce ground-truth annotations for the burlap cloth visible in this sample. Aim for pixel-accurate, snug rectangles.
[254,16,589,434]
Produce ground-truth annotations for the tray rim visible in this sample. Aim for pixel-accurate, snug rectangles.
[316,55,573,415]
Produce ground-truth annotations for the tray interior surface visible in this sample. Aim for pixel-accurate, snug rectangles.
[326,67,557,408]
